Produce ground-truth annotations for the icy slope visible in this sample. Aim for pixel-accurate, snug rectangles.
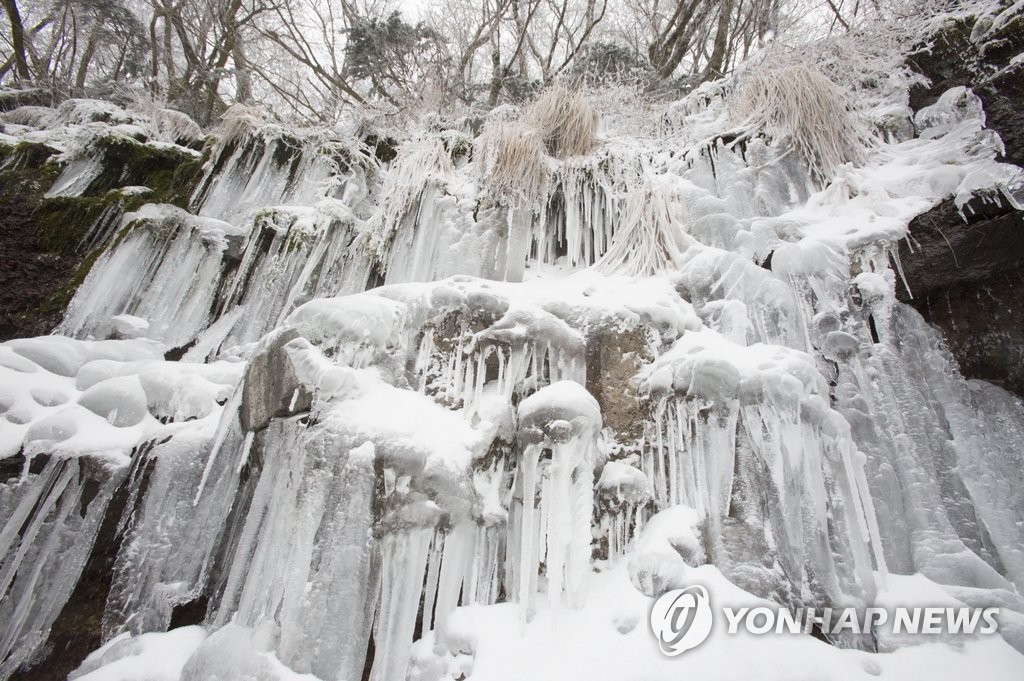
[1,34,1024,681]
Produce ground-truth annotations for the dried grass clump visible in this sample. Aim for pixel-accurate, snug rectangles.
[729,65,865,184]
[366,137,454,258]
[477,83,598,204]
[477,122,550,205]
[215,103,266,149]
[474,84,597,207]
[594,176,689,276]
[524,83,599,159]
[385,137,454,192]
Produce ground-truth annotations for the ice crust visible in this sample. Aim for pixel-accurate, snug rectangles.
[1,54,1023,681]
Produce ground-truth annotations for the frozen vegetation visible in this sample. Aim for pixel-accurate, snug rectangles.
[1,4,1024,681]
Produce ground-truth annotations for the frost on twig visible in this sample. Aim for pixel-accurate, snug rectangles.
[213,103,266,150]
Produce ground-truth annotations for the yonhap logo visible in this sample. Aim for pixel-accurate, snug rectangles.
[650,585,714,656]
[648,590,1000,656]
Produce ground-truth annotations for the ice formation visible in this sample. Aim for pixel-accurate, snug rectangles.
[0,337,240,677]
[2,26,1024,681]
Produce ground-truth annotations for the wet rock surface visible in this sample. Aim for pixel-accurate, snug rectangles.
[901,14,1024,395]
[0,145,78,340]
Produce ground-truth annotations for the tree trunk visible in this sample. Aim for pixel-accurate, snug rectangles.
[487,28,502,107]
[233,41,253,103]
[74,27,98,90]
[652,0,706,80]
[149,13,160,93]
[704,0,735,81]
[3,0,32,81]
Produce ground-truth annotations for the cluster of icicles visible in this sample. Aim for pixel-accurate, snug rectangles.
[2,81,1024,681]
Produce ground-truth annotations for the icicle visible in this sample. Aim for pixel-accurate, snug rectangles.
[235,430,255,473]
[511,381,602,613]
[194,386,243,504]
[0,457,124,677]
[370,527,435,681]
[60,205,242,348]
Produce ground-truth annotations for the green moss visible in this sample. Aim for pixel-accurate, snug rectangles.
[33,188,156,255]
[25,246,104,322]
[12,140,62,170]
[34,197,107,253]
[0,141,61,184]
[0,141,14,165]
[23,185,165,322]
[0,149,61,217]
[82,135,204,208]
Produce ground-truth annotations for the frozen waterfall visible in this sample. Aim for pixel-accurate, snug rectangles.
[1,51,1024,681]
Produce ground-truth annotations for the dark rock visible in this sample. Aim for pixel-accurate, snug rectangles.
[898,195,1024,396]
[169,596,210,629]
[907,14,1024,166]
[239,329,313,432]
[585,326,650,445]
[905,277,1024,395]
[902,10,1024,396]
[0,144,77,340]
[899,195,1024,297]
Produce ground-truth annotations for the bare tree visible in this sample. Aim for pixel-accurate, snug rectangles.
[1,0,30,81]
[137,0,276,123]
[525,0,609,81]
[0,0,148,93]
[253,0,370,116]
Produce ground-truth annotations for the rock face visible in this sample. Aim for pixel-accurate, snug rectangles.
[899,195,1024,394]
[0,131,204,342]
[899,13,1024,395]
[0,143,77,340]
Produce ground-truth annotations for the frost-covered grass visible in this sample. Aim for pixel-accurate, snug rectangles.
[594,175,690,276]
[477,122,551,205]
[728,65,868,185]
[523,84,599,159]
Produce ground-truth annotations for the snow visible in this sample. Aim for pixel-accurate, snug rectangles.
[0,336,241,459]
[414,564,1024,681]
[4,28,1024,681]
[180,624,322,681]
[70,626,208,681]
[300,356,488,476]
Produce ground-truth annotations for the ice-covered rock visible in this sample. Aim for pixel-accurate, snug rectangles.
[2,49,1024,681]
[60,205,244,349]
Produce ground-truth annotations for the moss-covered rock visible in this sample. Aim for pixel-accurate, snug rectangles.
[80,135,205,206]
[0,135,207,340]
